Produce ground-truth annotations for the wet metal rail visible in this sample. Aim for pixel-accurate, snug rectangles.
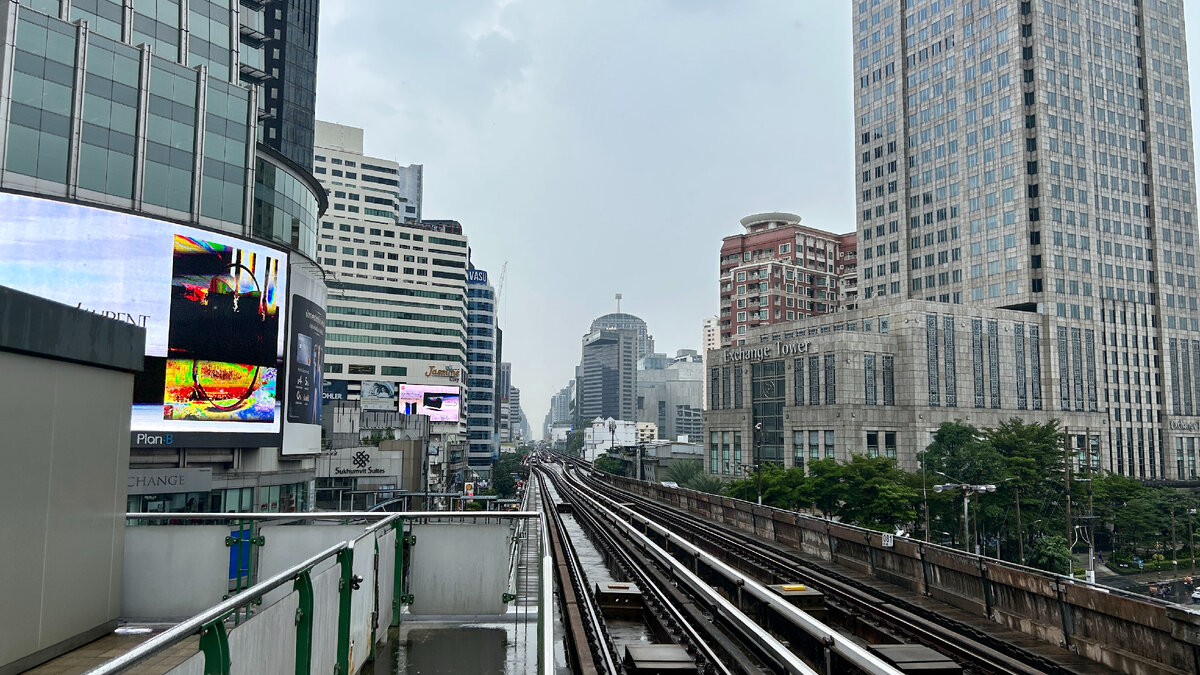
[541,460,910,675]
[567,460,1064,675]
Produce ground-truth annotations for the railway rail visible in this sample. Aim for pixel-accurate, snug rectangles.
[559,454,1086,675]
[536,458,916,675]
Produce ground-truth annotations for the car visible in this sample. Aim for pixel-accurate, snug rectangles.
[660,481,679,488]
[1191,587,1200,603]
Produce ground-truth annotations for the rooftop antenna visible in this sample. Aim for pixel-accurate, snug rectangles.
[616,292,622,313]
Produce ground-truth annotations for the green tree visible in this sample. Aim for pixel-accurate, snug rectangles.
[593,455,624,475]
[492,471,517,498]
[1027,535,1073,575]
[920,421,1006,549]
[566,430,585,457]
[685,473,725,494]
[663,459,703,485]
[987,418,1065,559]
[835,455,920,530]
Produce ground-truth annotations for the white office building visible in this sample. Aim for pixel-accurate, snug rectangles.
[313,120,470,487]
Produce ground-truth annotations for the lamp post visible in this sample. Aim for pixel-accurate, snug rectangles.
[753,422,763,505]
[934,476,997,555]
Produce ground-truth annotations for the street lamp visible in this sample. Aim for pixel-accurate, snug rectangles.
[608,419,617,455]
[934,476,997,554]
[753,422,763,505]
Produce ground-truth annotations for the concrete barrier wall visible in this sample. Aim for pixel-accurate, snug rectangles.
[600,473,1200,675]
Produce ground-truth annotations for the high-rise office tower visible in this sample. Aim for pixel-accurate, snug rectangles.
[313,120,469,486]
[259,0,319,170]
[852,0,1198,478]
[466,267,499,473]
[590,312,655,359]
[580,327,638,421]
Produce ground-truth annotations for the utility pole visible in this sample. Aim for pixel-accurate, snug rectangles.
[1190,506,1197,576]
[1171,502,1179,576]
[755,422,763,506]
[1086,432,1096,583]
[1064,431,1073,555]
[1014,485,1025,565]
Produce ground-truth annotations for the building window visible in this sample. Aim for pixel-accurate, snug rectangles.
[722,366,732,409]
[885,431,897,459]
[943,316,957,407]
[793,357,804,406]
[808,355,821,405]
[793,430,805,468]
[1015,323,1028,410]
[751,361,785,461]
[1030,325,1043,410]
[1070,327,1084,412]
[1084,329,1098,412]
[926,314,940,406]
[1057,326,1071,411]
[809,430,820,459]
[733,431,743,469]
[864,353,877,405]
[722,431,732,474]
[734,365,744,408]
[710,431,719,473]
[988,320,1001,409]
[972,318,985,408]
[866,431,879,458]
[1171,338,1182,415]
[823,354,836,405]
[882,355,895,406]
[824,430,835,459]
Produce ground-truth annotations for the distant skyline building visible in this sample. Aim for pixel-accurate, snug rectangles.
[590,312,655,360]
[702,316,720,410]
[851,0,1199,480]
[637,349,704,441]
[580,327,638,422]
[719,213,857,347]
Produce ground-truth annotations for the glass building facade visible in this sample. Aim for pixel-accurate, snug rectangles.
[466,274,498,473]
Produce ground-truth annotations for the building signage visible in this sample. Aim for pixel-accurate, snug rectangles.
[332,450,386,476]
[1170,419,1200,432]
[424,364,462,381]
[722,342,812,363]
[127,467,213,495]
[466,269,488,284]
[323,379,348,401]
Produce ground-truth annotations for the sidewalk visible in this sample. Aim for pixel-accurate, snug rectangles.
[1080,552,1200,596]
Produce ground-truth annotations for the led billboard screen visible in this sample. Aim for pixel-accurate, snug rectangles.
[398,384,461,422]
[0,193,287,443]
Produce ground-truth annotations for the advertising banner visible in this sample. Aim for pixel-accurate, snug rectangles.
[0,193,287,446]
[361,380,397,411]
[286,296,326,424]
[398,384,461,422]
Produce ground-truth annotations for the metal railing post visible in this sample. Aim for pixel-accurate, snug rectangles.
[336,547,354,675]
[198,616,231,675]
[293,570,314,675]
[392,518,405,627]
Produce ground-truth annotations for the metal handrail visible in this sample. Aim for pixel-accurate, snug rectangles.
[84,541,349,675]
[538,478,556,675]
[126,511,541,520]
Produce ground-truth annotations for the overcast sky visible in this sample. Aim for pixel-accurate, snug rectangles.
[315,1,1200,435]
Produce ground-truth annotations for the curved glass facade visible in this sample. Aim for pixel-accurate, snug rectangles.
[252,151,320,258]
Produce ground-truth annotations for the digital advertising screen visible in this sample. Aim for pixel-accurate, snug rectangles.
[286,295,325,425]
[0,193,287,446]
[398,384,461,423]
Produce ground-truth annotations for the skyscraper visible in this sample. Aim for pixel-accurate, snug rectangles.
[466,268,499,473]
[590,312,655,359]
[852,0,1198,478]
[581,327,638,421]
